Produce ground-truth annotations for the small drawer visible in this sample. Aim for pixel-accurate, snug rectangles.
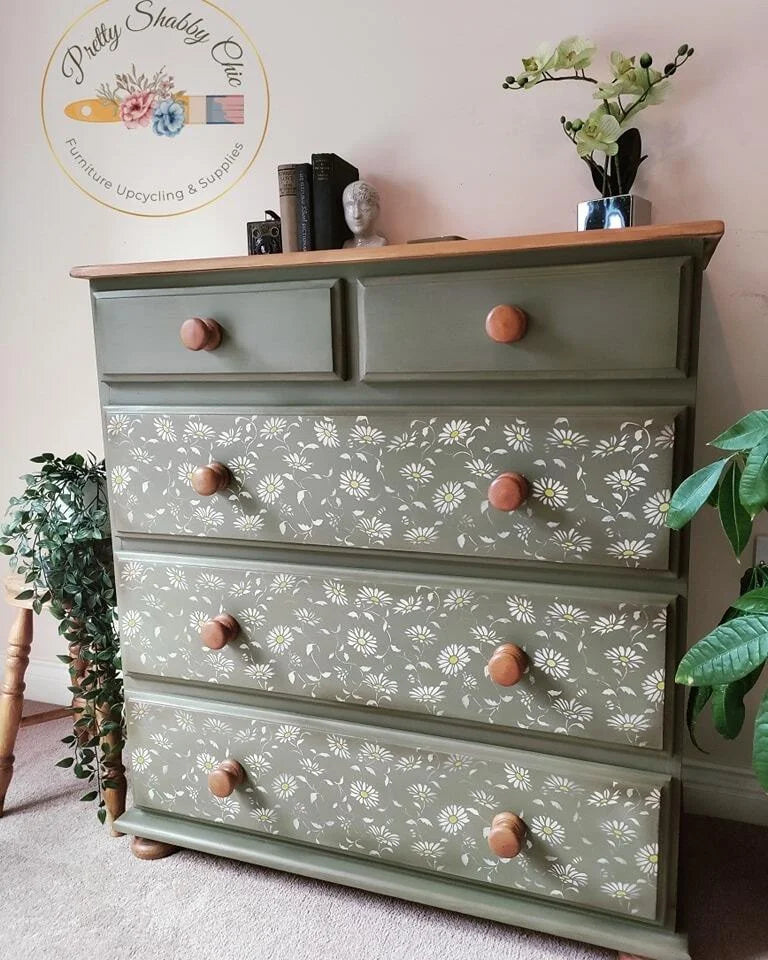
[117,552,673,749]
[126,691,669,921]
[359,258,690,381]
[93,280,344,380]
[104,405,678,570]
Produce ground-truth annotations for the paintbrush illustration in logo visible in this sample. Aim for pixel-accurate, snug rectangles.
[64,64,243,136]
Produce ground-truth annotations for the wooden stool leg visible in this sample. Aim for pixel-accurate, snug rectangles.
[97,702,127,837]
[0,608,33,817]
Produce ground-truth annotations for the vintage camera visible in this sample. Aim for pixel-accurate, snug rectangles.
[247,210,282,255]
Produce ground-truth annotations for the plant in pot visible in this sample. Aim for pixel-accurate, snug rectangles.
[0,453,125,829]
[501,37,695,229]
[667,411,768,789]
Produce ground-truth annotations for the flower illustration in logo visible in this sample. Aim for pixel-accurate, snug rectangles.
[120,91,155,128]
[95,65,190,138]
[153,100,185,137]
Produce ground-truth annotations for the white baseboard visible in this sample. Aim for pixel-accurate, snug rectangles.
[19,659,768,825]
[682,758,768,826]
[23,658,71,706]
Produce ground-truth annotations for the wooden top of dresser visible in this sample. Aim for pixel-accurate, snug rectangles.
[71,220,724,280]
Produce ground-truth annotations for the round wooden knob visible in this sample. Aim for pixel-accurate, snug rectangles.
[488,643,528,686]
[485,305,528,343]
[488,812,526,858]
[180,317,223,351]
[201,614,240,650]
[208,759,245,798]
[487,472,529,511]
[191,462,230,496]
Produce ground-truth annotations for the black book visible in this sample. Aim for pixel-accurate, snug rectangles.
[312,153,359,250]
[295,163,314,251]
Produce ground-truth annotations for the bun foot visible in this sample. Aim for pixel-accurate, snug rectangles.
[130,836,179,861]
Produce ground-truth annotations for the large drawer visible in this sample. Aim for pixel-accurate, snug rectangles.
[117,552,672,749]
[93,280,344,380]
[104,406,678,569]
[358,258,691,381]
[126,691,668,921]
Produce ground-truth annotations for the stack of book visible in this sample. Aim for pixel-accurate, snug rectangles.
[278,154,359,252]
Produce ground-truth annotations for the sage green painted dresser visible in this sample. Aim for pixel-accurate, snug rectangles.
[73,221,723,960]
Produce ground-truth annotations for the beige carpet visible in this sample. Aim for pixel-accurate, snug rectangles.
[2,719,766,960]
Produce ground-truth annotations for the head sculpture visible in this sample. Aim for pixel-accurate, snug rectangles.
[342,180,387,248]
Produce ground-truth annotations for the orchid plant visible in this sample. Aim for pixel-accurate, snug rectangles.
[502,37,694,198]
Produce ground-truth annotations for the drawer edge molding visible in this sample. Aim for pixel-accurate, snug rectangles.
[125,684,672,789]
[116,808,691,960]
[94,279,346,382]
[116,549,675,751]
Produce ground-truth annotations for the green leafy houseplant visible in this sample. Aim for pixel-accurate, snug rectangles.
[501,37,694,198]
[0,453,124,825]
[667,412,768,790]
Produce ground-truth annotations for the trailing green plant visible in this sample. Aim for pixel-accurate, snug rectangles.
[0,453,123,823]
[667,411,768,790]
[501,37,694,198]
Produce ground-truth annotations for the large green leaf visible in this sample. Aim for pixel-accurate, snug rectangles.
[667,457,731,530]
[731,586,768,614]
[686,685,712,752]
[752,688,768,792]
[711,410,768,450]
[740,437,768,516]
[711,663,765,740]
[718,460,753,557]
[676,614,768,685]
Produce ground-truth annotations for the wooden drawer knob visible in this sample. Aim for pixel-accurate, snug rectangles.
[201,614,240,650]
[191,462,230,496]
[485,305,528,343]
[487,472,529,511]
[488,812,526,858]
[208,759,245,798]
[488,643,528,686]
[180,317,223,351]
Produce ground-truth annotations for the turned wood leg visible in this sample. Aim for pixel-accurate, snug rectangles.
[0,608,33,817]
[130,836,180,860]
[97,701,127,837]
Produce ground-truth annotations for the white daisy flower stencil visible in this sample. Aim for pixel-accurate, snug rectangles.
[532,477,569,508]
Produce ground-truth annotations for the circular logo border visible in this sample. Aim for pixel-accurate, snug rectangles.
[40,0,270,217]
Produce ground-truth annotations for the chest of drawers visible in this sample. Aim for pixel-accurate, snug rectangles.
[74,221,724,960]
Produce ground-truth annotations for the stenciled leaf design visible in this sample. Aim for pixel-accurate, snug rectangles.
[740,437,768,517]
[711,410,768,451]
[676,614,768,686]
[731,586,768,614]
[686,685,712,752]
[666,457,731,529]
[752,688,768,792]
[718,460,753,557]
[711,663,765,740]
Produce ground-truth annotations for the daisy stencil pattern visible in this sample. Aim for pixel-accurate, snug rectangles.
[117,557,671,748]
[104,409,675,568]
[127,698,665,920]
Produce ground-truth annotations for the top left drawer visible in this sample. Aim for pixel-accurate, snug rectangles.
[93,280,344,381]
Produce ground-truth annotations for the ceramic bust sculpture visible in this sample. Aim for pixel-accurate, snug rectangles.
[342,180,387,248]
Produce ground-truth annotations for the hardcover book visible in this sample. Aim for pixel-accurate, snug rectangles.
[312,153,359,249]
[295,163,314,251]
[277,165,300,253]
